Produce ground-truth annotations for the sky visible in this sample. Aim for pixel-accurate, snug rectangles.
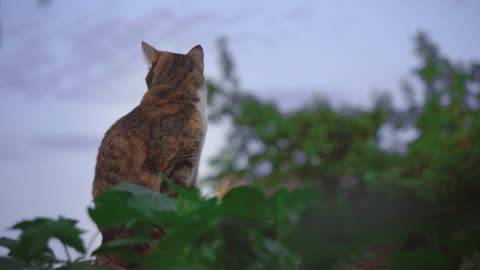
[0,0,479,257]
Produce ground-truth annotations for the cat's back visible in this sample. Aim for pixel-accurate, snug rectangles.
[93,42,206,198]
[93,106,148,196]
[91,41,206,268]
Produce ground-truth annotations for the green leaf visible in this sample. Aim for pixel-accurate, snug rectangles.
[10,217,85,261]
[109,182,176,212]
[0,237,19,252]
[388,250,453,270]
[57,262,110,270]
[98,235,150,249]
[418,61,440,82]
[145,218,216,269]
[128,192,175,212]
[89,182,175,229]
[170,265,211,270]
[0,257,29,270]
[89,191,141,228]
[164,179,203,203]
[220,186,268,219]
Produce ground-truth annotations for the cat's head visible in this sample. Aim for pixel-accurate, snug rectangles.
[141,41,204,90]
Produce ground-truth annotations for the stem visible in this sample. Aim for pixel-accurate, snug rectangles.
[86,231,100,256]
[63,243,72,263]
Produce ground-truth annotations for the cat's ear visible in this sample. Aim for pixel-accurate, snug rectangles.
[187,45,204,72]
[142,41,157,64]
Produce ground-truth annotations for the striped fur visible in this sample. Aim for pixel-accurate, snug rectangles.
[92,42,206,268]
[93,42,206,197]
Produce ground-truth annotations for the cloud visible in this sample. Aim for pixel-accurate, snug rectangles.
[32,134,101,152]
[0,3,257,101]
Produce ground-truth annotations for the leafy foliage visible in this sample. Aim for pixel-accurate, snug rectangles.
[0,218,94,270]
[204,32,480,268]
[1,32,480,269]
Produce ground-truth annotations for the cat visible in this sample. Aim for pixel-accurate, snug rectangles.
[92,41,207,269]
[93,41,206,198]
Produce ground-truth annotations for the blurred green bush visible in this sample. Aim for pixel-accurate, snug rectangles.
[1,32,479,270]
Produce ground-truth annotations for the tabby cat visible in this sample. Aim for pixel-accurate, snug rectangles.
[92,41,207,269]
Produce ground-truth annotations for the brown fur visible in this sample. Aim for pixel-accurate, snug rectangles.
[92,42,206,268]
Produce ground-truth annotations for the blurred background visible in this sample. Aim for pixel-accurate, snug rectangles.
[1,0,479,266]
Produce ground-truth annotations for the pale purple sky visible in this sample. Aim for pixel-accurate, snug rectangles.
[0,0,479,257]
